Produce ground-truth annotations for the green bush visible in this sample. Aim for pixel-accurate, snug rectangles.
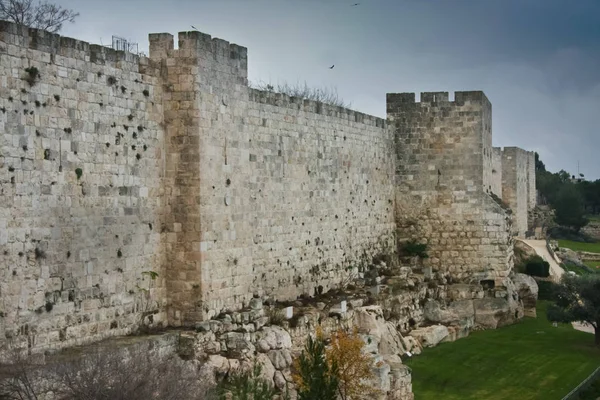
[402,240,429,259]
[217,361,279,400]
[524,255,550,277]
[536,280,558,301]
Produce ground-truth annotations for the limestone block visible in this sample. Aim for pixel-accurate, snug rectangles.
[256,353,276,387]
[267,349,293,370]
[512,273,538,317]
[408,325,449,347]
[255,326,292,351]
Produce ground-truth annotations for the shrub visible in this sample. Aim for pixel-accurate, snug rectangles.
[536,280,558,301]
[24,67,40,86]
[250,80,351,108]
[524,255,550,277]
[402,240,429,259]
[266,307,286,326]
[216,360,278,400]
[293,328,339,400]
[326,328,380,400]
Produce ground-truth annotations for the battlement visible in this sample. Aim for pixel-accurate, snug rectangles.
[148,29,247,63]
[386,91,490,112]
[249,88,387,128]
[0,19,140,65]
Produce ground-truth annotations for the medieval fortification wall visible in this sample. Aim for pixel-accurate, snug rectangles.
[0,21,535,352]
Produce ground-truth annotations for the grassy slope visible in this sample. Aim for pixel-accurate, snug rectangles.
[405,302,600,400]
[559,240,600,254]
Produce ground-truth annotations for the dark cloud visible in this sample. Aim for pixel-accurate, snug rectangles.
[57,0,600,178]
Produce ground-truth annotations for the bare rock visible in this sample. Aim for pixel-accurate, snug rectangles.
[256,326,292,351]
[274,370,287,391]
[268,349,293,370]
[256,353,276,387]
[250,298,263,310]
[401,335,422,355]
[408,325,449,347]
[223,332,255,357]
[512,273,538,317]
[256,339,270,353]
[206,354,229,376]
[473,297,511,329]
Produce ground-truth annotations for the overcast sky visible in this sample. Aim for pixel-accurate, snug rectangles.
[56,0,600,179]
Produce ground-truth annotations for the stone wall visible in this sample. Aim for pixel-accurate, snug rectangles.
[197,87,395,318]
[388,91,513,283]
[0,21,167,351]
[146,32,396,322]
[0,20,537,356]
[500,147,529,237]
[526,151,536,210]
[491,147,503,198]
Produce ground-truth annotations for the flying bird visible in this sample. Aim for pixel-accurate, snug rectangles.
[191,25,199,31]
[329,65,335,69]
[351,3,360,6]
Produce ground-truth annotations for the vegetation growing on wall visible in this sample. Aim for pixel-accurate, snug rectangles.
[250,80,352,108]
[536,153,590,232]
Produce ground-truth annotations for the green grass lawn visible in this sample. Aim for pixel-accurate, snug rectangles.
[559,239,600,254]
[583,260,600,270]
[405,302,600,400]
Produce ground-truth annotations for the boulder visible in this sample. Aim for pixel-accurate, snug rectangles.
[255,353,276,387]
[379,322,407,356]
[354,306,384,336]
[408,325,449,347]
[255,326,292,351]
[512,273,538,317]
[267,349,293,370]
[256,339,270,353]
[473,297,511,329]
[206,354,229,376]
[273,370,287,391]
[354,306,407,356]
[371,355,391,395]
[223,332,255,358]
[424,299,474,325]
[400,335,422,355]
[514,240,538,265]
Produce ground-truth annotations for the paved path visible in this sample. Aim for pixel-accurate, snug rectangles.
[521,239,564,281]
[518,240,593,334]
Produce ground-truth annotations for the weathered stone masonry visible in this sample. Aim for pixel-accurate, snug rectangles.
[0,21,535,353]
[388,91,513,283]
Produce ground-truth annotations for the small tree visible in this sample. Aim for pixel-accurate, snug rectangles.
[0,349,49,400]
[217,361,278,400]
[293,329,339,400]
[326,328,380,400]
[0,0,79,33]
[553,185,588,232]
[547,274,600,345]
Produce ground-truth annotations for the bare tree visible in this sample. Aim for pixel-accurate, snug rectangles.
[49,345,216,400]
[0,0,78,33]
[0,349,52,400]
[0,345,216,400]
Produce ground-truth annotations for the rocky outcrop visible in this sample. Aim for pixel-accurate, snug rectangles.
[512,273,539,317]
[181,301,415,400]
[408,325,449,347]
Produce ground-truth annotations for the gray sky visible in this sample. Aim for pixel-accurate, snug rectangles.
[56,0,600,179]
